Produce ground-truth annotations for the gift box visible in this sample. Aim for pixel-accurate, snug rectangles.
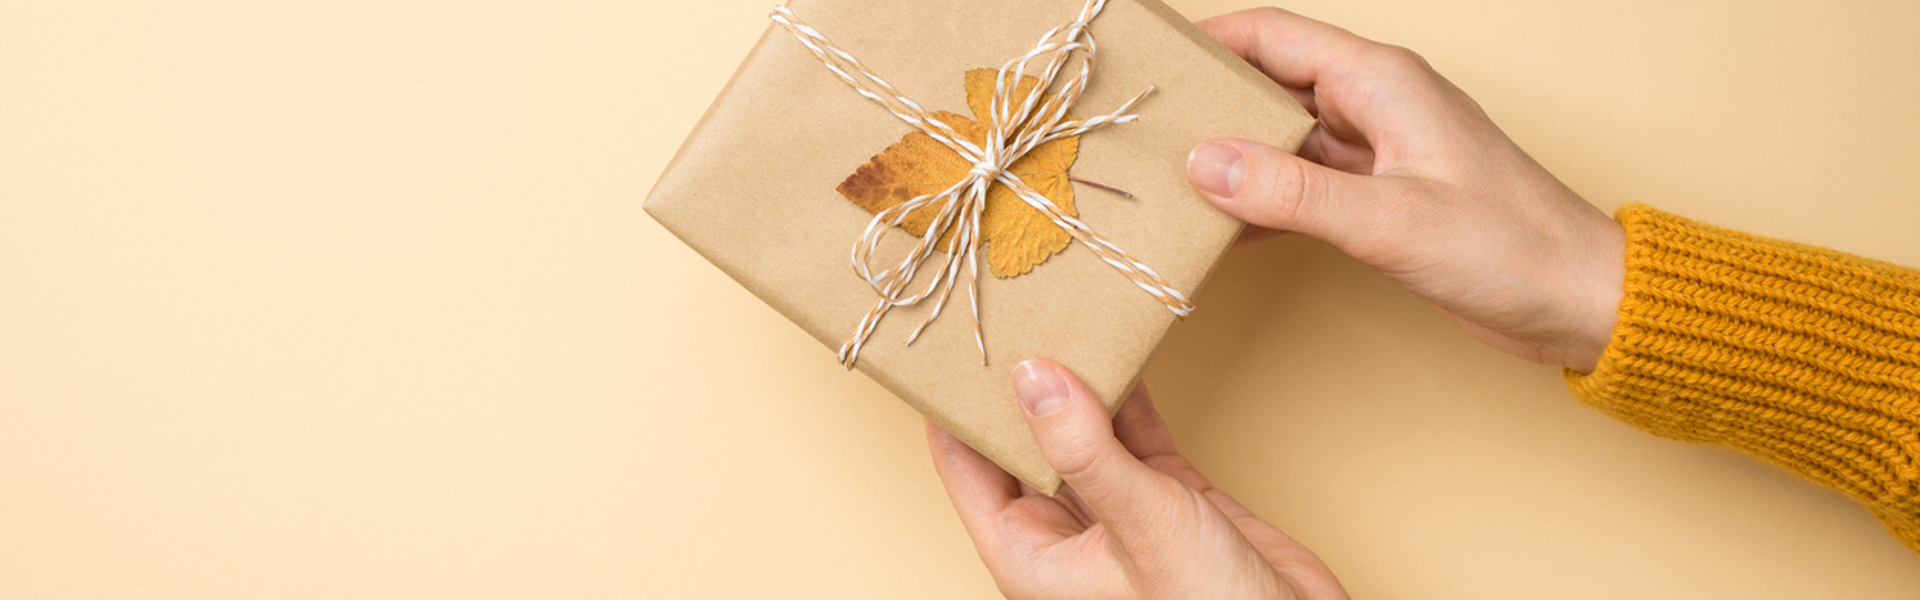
[645,0,1313,493]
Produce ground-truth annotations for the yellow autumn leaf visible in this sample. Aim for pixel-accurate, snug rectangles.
[836,69,1081,278]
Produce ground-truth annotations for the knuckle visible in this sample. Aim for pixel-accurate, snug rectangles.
[1253,156,1320,227]
[1356,44,1443,93]
[1372,44,1432,72]
[1050,431,1110,482]
[1246,6,1290,22]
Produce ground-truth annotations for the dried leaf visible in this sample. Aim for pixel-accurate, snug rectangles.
[836,69,1080,278]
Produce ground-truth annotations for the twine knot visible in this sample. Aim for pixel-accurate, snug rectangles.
[969,160,1004,181]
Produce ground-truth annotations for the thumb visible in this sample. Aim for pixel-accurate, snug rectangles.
[1014,359,1183,539]
[1188,138,1400,249]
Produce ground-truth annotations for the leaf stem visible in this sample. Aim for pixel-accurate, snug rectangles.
[1069,177,1134,199]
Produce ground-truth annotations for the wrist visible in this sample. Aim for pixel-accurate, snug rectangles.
[1560,213,1627,373]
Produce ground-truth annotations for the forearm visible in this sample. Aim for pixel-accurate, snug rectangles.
[1567,204,1920,553]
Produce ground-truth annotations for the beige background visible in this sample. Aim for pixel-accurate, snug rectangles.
[3,0,1917,598]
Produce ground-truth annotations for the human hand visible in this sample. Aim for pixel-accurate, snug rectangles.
[926,359,1350,600]
[1189,9,1627,372]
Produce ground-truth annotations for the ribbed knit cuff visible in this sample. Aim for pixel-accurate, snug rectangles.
[1566,204,1920,554]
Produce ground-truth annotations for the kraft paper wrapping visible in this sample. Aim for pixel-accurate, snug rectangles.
[645,0,1313,493]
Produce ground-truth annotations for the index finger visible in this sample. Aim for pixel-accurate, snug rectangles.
[924,420,1017,552]
[1196,7,1375,91]
[1111,384,1178,460]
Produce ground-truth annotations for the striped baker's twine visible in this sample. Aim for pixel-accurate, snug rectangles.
[771,0,1194,369]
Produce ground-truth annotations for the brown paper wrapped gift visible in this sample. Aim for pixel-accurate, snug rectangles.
[644,0,1313,493]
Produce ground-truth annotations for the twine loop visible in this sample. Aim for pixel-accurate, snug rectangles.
[771,0,1195,369]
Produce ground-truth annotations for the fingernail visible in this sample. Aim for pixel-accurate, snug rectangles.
[1014,361,1069,417]
[1188,141,1245,198]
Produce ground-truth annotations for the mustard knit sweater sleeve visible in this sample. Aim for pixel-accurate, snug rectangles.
[1566,204,1920,554]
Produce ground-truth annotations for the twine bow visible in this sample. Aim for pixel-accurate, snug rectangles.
[772,0,1194,369]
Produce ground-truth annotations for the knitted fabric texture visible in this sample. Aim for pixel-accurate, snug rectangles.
[1567,204,1920,554]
